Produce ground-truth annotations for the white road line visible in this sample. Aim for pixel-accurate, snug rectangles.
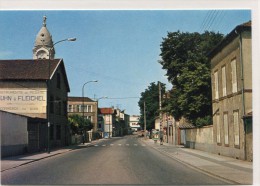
[118,144,122,146]
[134,144,138,146]
[102,144,106,147]
[126,144,129,146]
[94,145,99,147]
[110,144,114,146]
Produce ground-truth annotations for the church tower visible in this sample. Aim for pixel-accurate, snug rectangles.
[33,16,55,59]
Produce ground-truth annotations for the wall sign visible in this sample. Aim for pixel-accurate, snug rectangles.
[0,89,47,114]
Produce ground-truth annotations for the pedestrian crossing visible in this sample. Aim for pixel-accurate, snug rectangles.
[93,143,146,147]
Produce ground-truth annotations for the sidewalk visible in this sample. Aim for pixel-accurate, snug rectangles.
[142,138,253,185]
[1,142,94,172]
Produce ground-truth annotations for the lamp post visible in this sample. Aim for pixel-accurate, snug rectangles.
[47,37,76,154]
[81,80,98,143]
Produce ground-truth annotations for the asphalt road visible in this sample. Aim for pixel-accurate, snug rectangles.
[1,135,229,185]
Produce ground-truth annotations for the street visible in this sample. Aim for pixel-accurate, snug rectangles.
[1,135,229,185]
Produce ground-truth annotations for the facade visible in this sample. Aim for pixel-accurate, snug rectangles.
[114,109,130,136]
[67,96,98,132]
[0,59,70,149]
[0,111,28,157]
[209,21,252,161]
[129,115,141,131]
[99,108,115,138]
[0,16,71,151]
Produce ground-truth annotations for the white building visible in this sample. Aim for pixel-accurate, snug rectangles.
[129,115,140,131]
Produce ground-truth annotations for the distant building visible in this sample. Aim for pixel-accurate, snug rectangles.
[67,96,98,132]
[209,21,252,161]
[129,115,141,131]
[114,108,130,136]
[99,108,115,138]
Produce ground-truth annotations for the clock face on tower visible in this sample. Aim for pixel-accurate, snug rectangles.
[36,50,48,59]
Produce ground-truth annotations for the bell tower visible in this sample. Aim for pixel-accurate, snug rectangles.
[33,16,55,59]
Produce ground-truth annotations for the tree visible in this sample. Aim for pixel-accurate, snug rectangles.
[159,31,223,127]
[68,114,93,135]
[138,82,166,130]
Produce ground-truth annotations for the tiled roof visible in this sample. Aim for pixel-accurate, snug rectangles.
[68,96,95,102]
[99,108,114,114]
[0,59,61,80]
[178,123,195,129]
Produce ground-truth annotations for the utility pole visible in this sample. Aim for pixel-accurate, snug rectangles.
[144,101,146,139]
[158,81,163,145]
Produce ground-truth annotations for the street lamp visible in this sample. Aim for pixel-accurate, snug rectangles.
[47,37,76,154]
[82,80,98,143]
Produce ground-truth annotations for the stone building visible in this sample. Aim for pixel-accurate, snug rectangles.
[0,16,71,152]
[67,96,98,132]
[209,21,252,161]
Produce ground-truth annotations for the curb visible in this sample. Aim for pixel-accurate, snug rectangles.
[140,138,238,185]
[1,143,94,172]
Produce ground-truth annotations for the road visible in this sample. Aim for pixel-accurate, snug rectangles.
[1,135,229,185]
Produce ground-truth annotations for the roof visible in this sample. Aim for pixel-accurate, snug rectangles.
[0,59,70,92]
[178,123,195,129]
[99,108,114,114]
[34,16,54,48]
[208,21,251,58]
[68,96,95,102]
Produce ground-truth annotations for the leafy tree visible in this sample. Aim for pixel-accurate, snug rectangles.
[159,31,223,127]
[68,114,93,135]
[138,82,166,130]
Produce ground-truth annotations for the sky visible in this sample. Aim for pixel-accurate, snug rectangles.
[0,10,251,115]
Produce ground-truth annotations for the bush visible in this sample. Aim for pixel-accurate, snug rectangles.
[194,116,212,127]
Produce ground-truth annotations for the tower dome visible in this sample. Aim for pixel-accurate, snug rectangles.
[33,16,55,59]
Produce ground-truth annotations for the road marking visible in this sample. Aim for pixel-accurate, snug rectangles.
[126,144,129,146]
[134,144,138,146]
[94,145,99,147]
[110,144,114,146]
[102,144,106,147]
[118,144,122,146]
[142,144,146,146]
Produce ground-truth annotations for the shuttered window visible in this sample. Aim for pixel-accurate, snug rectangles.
[231,59,238,93]
[224,113,229,145]
[222,66,227,96]
[214,71,219,99]
[233,111,240,146]
[216,114,221,143]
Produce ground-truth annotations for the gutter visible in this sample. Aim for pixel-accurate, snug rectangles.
[235,29,247,160]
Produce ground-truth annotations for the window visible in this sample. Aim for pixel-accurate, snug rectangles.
[231,59,238,93]
[88,105,92,112]
[56,97,61,115]
[223,113,229,145]
[56,125,61,140]
[50,96,54,114]
[76,105,82,112]
[83,104,88,112]
[105,115,110,123]
[63,101,67,116]
[57,73,61,89]
[68,105,73,112]
[214,71,219,99]
[88,116,92,121]
[222,66,227,97]
[233,111,240,146]
[216,114,221,144]
[50,124,54,140]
